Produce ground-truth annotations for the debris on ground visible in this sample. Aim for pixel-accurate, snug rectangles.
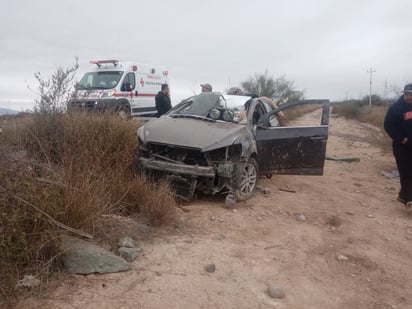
[257,186,271,194]
[279,188,297,193]
[16,275,40,288]
[118,247,140,262]
[118,237,135,248]
[380,170,400,180]
[337,254,349,262]
[225,194,237,208]
[210,216,216,221]
[296,214,306,222]
[326,156,361,163]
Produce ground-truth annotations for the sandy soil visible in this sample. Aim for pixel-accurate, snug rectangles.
[19,111,412,309]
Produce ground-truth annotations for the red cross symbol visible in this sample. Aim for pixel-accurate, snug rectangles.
[140,78,145,87]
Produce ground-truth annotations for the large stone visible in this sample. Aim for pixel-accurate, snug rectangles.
[61,235,131,275]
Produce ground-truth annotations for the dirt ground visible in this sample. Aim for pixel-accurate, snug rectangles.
[19,111,412,309]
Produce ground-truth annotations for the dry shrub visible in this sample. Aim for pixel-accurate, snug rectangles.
[0,112,176,304]
[282,103,321,124]
[126,177,176,226]
[331,101,363,119]
[332,102,392,151]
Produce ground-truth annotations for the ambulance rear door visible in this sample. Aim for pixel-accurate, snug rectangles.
[132,67,168,116]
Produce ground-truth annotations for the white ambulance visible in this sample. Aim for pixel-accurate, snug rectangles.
[69,60,169,117]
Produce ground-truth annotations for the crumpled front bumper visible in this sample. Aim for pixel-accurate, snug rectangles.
[139,158,215,178]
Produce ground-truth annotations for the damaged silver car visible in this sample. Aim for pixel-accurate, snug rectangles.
[137,92,330,202]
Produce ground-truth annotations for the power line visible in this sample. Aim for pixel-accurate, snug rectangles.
[367,68,376,107]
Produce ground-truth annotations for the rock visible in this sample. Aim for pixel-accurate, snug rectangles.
[267,286,285,299]
[218,218,224,223]
[205,263,216,273]
[225,194,237,208]
[296,214,306,222]
[118,237,135,248]
[257,217,262,221]
[16,274,40,288]
[210,216,216,221]
[118,247,139,262]
[61,235,131,275]
[366,214,375,218]
[337,254,349,262]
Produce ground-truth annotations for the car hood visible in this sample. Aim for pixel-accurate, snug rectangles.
[140,116,250,152]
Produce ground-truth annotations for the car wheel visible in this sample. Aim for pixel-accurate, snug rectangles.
[117,105,131,119]
[234,157,259,201]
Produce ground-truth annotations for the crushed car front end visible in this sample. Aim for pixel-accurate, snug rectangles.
[137,114,255,201]
[138,141,246,200]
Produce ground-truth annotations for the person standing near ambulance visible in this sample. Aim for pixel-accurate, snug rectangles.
[384,83,412,209]
[155,84,171,117]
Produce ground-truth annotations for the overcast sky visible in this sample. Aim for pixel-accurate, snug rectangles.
[1,0,412,110]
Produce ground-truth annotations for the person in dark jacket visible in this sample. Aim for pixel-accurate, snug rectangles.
[384,83,412,209]
[155,84,171,117]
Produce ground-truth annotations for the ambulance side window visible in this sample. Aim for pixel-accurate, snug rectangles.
[121,73,136,91]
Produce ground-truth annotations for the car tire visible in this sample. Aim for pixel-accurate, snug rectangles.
[117,105,131,119]
[233,157,259,201]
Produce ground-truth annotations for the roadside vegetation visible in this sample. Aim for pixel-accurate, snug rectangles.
[332,95,393,151]
[0,63,176,305]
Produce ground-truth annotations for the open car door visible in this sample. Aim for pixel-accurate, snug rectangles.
[255,100,330,175]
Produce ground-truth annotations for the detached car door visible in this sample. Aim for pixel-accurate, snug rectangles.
[255,100,330,175]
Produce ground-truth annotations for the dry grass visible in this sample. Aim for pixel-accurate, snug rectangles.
[281,103,322,125]
[332,102,392,152]
[0,112,176,304]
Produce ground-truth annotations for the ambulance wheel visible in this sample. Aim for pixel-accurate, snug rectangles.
[117,105,131,119]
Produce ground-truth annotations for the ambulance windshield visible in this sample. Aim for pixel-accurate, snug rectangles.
[77,71,124,90]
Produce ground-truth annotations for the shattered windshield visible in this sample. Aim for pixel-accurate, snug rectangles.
[77,71,124,90]
[168,93,226,118]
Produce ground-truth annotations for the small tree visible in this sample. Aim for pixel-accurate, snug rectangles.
[241,71,304,103]
[33,58,79,113]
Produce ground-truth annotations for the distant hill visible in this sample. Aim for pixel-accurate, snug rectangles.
[0,107,18,115]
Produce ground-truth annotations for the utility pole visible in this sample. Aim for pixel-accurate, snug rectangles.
[367,68,376,107]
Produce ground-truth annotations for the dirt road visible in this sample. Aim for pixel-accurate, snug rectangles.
[20,111,412,309]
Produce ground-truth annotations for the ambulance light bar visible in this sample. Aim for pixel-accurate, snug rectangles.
[90,60,119,67]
